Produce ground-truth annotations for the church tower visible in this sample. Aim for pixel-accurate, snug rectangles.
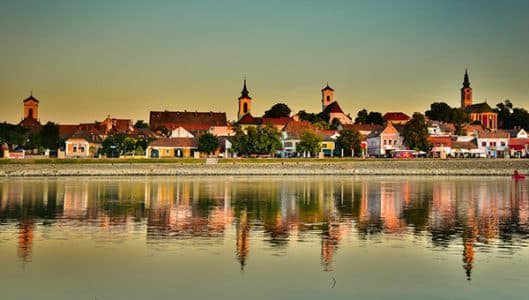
[23,93,39,120]
[238,78,252,120]
[321,83,334,111]
[461,69,473,108]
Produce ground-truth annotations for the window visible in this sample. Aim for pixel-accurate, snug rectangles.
[73,145,77,152]
[326,95,330,102]
[243,102,248,113]
[481,141,486,147]
[501,141,506,147]
[491,142,496,147]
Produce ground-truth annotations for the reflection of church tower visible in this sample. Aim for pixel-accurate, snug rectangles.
[17,221,34,263]
[236,209,250,270]
[237,78,252,120]
[321,84,335,111]
[321,225,341,271]
[462,209,477,281]
[461,69,473,108]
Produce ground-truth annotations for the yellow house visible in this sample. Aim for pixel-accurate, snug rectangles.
[146,138,199,158]
[65,132,102,158]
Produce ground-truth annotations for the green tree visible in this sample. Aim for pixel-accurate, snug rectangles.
[337,129,362,157]
[247,125,282,155]
[0,122,28,148]
[297,130,322,156]
[263,103,291,118]
[355,109,383,125]
[403,113,431,152]
[330,118,342,130]
[134,120,149,129]
[231,126,251,156]
[102,134,128,156]
[425,102,453,123]
[198,133,220,155]
[134,145,145,156]
[36,122,60,150]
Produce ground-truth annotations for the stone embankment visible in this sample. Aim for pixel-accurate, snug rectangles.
[1,159,528,177]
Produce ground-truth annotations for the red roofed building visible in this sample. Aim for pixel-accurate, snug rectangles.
[383,112,411,125]
[321,84,352,125]
[149,110,228,134]
[146,137,199,158]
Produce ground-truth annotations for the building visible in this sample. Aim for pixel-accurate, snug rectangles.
[509,129,529,158]
[149,110,227,134]
[146,137,199,158]
[367,122,405,157]
[65,131,103,158]
[476,131,510,158]
[19,94,42,132]
[281,121,318,157]
[238,78,252,120]
[321,84,352,125]
[383,112,410,125]
[460,70,498,131]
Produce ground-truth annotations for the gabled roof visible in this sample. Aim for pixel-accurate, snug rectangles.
[149,111,228,131]
[149,137,199,148]
[237,113,258,125]
[322,101,344,114]
[465,102,495,114]
[283,121,318,139]
[68,130,103,144]
[19,117,41,132]
[428,136,452,147]
[23,95,39,103]
[477,131,510,139]
[509,138,529,147]
[58,124,80,139]
[383,112,410,122]
[321,84,334,92]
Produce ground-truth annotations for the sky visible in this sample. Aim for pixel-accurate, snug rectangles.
[1,0,529,124]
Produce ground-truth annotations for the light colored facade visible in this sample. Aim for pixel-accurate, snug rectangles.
[65,138,101,158]
[367,122,404,157]
[476,131,510,158]
[146,138,199,158]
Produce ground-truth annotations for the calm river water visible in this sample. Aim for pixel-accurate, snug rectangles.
[1,176,528,300]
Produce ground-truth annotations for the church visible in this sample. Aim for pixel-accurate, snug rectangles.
[460,70,498,131]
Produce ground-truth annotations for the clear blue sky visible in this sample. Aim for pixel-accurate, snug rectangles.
[1,0,529,123]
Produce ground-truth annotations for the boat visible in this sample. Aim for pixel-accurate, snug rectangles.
[512,171,526,180]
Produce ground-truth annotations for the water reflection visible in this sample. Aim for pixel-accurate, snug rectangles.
[0,177,528,281]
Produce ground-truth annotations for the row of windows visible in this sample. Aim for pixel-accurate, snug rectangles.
[71,144,86,153]
[481,141,506,147]
[383,140,397,145]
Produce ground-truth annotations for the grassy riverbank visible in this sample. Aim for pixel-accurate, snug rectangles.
[1,158,528,177]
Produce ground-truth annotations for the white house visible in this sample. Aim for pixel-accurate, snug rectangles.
[476,131,510,158]
[367,122,404,157]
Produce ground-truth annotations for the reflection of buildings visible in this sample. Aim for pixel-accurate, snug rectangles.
[0,177,528,277]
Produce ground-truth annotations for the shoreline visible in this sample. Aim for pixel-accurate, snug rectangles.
[1,159,528,177]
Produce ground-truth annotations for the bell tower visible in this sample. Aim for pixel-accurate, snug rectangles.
[461,69,473,108]
[321,83,334,111]
[238,78,252,120]
[23,93,39,120]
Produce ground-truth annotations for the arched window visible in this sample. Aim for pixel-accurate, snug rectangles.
[28,108,33,118]
[243,102,248,113]
[326,96,330,102]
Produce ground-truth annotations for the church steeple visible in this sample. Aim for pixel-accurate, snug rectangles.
[237,78,252,120]
[461,69,473,108]
[463,69,470,88]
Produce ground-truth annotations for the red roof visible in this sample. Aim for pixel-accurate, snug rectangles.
[149,111,227,131]
[283,121,318,139]
[509,138,529,147]
[149,137,199,148]
[323,101,344,114]
[428,136,452,147]
[58,124,80,139]
[477,131,510,139]
[237,113,258,125]
[383,112,410,122]
[261,117,292,126]
[342,123,384,132]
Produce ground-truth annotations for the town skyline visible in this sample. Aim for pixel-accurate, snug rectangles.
[2,0,529,123]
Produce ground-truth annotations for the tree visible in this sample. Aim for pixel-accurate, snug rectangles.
[263,103,291,118]
[0,122,28,148]
[134,120,149,129]
[102,134,128,156]
[403,113,431,152]
[198,133,219,156]
[337,129,362,157]
[355,109,369,124]
[354,109,383,125]
[297,130,322,156]
[231,125,281,156]
[330,118,342,130]
[425,102,452,123]
[36,122,61,150]
[297,110,329,124]
[231,126,251,156]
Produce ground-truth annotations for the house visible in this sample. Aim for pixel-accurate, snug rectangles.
[321,84,352,125]
[451,140,480,158]
[65,131,103,158]
[383,112,410,125]
[281,121,318,157]
[427,121,456,136]
[339,123,383,157]
[476,131,510,158]
[428,136,452,158]
[170,126,195,138]
[146,137,199,158]
[149,110,228,134]
[509,129,529,158]
[367,122,405,157]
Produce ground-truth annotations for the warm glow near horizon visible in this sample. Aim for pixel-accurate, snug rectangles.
[2,0,529,124]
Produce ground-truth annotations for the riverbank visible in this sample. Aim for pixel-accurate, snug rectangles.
[1,159,528,177]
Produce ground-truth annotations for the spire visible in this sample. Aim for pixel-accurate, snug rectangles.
[240,77,251,99]
[463,69,470,88]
